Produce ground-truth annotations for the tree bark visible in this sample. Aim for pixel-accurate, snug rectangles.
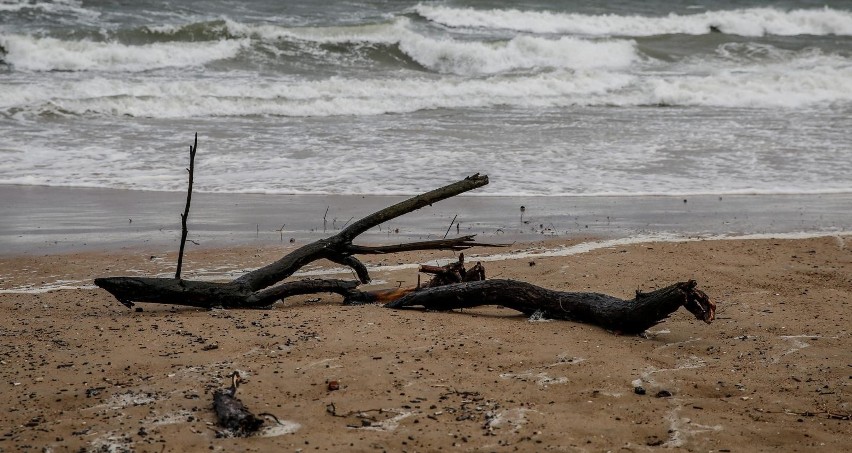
[93,277,362,309]
[382,279,715,334]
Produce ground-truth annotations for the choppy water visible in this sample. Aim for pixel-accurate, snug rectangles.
[1,0,850,196]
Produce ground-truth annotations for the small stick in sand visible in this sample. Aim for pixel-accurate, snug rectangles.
[213,371,264,436]
[323,206,329,233]
[444,214,458,239]
[175,133,197,280]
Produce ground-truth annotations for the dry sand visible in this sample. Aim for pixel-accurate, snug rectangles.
[0,234,850,452]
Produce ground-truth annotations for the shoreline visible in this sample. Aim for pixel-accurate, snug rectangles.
[2,184,850,256]
[4,231,850,296]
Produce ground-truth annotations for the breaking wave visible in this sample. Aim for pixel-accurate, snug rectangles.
[414,4,852,37]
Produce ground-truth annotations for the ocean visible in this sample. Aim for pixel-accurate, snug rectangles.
[1,0,851,197]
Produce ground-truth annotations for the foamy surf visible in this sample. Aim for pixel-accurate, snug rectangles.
[414,5,852,37]
[1,0,850,200]
[0,34,248,72]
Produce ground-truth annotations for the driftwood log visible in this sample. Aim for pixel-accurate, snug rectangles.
[94,172,716,334]
[351,257,715,333]
[381,279,715,335]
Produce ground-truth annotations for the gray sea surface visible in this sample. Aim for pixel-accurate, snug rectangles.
[1,0,851,198]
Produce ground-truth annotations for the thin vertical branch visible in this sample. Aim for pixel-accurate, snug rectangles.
[443,214,458,239]
[175,133,198,280]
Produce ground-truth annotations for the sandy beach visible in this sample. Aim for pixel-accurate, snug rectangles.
[3,0,851,450]
[1,227,849,452]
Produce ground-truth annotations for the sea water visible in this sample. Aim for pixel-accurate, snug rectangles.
[1,0,850,196]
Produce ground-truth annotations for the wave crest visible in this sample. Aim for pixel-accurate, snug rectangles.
[414,4,852,37]
[0,33,248,72]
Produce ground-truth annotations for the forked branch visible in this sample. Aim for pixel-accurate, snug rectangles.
[95,173,496,309]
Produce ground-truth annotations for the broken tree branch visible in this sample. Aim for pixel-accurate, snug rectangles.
[233,173,489,291]
[383,279,715,334]
[346,235,503,255]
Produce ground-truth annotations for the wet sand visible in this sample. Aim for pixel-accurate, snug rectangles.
[0,232,850,452]
[2,185,851,254]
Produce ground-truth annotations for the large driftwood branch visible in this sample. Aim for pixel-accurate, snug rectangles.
[94,163,716,335]
[95,174,492,308]
[382,279,715,334]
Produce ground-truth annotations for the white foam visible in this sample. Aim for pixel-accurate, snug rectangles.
[0,34,248,72]
[0,70,635,117]
[1,8,851,198]
[353,410,414,432]
[0,0,98,20]
[485,407,538,432]
[648,52,852,108]
[0,280,96,294]
[2,46,848,119]
[288,232,852,278]
[663,406,723,447]
[398,34,638,75]
[258,420,301,437]
[221,17,408,45]
[415,5,852,37]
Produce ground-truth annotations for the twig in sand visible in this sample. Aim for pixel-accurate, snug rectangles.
[443,214,458,239]
[325,402,388,419]
[323,206,329,233]
[175,132,197,280]
[783,408,851,421]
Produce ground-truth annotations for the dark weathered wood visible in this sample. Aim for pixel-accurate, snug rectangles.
[96,174,495,308]
[338,174,488,243]
[94,168,715,335]
[384,279,714,334]
[346,255,484,305]
[213,372,264,437]
[233,174,489,292]
[346,235,503,255]
[94,276,362,309]
[251,279,361,307]
[94,277,248,309]
[175,133,197,280]
[213,389,263,436]
[415,252,485,288]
